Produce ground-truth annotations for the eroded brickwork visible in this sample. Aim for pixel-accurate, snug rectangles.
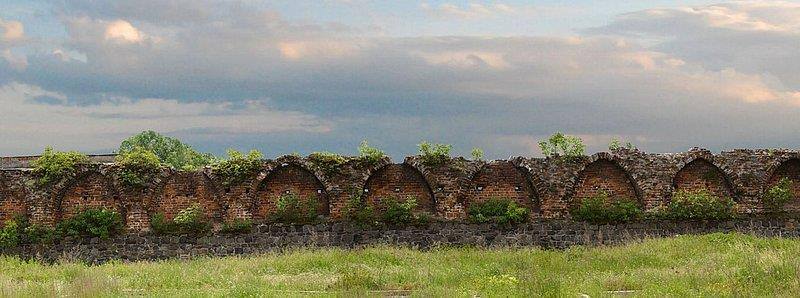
[768,159,800,211]
[254,164,328,220]
[673,159,734,200]
[58,173,122,221]
[572,159,639,204]
[0,177,26,222]
[364,164,436,213]
[468,161,537,211]
[153,172,221,221]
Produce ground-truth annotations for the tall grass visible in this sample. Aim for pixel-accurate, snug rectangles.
[1,233,800,297]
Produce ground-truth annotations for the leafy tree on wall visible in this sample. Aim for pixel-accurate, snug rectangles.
[119,131,215,171]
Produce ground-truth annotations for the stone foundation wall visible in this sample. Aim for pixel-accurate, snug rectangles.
[4,218,799,263]
[2,148,800,230]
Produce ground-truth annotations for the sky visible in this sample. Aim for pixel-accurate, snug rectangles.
[1,0,799,160]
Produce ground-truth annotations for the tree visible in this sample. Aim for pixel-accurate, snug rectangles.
[118,131,215,170]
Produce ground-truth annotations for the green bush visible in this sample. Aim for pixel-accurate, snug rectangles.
[116,146,162,189]
[220,219,254,234]
[467,198,529,226]
[358,140,387,164]
[418,142,452,166]
[608,138,637,151]
[381,197,428,226]
[663,189,735,220]
[31,147,90,185]
[151,204,210,235]
[763,178,793,212]
[308,151,349,176]
[571,192,642,224]
[538,132,585,160]
[119,130,215,171]
[274,193,318,224]
[213,149,263,186]
[471,147,484,161]
[344,193,377,228]
[0,220,20,249]
[56,209,123,239]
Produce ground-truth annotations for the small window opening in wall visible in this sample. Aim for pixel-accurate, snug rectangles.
[285,190,291,194]
[436,185,444,192]
[225,187,231,194]
[82,196,88,201]
[281,163,289,167]
[317,189,323,194]
[514,185,522,191]
[393,187,401,193]
[476,185,484,191]
[245,187,250,194]
[363,188,369,193]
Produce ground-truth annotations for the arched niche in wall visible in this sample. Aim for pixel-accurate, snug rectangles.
[253,164,329,220]
[57,172,123,222]
[767,158,800,210]
[572,159,640,205]
[154,171,221,221]
[468,162,537,211]
[0,178,26,222]
[363,164,436,213]
[672,159,734,199]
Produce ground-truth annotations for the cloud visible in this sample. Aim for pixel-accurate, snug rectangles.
[104,20,145,43]
[420,2,518,19]
[0,83,330,154]
[0,19,24,42]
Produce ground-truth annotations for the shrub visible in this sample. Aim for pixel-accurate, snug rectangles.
[56,209,124,239]
[664,190,734,220]
[31,147,90,185]
[213,149,263,186]
[344,192,377,228]
[274,193,318,224]
[115,146,162,189]
[220,219,254,234]
[471,147,484,161]
[0,220,20,249]
[418,142,452,166]
[358,140,387,164]
[538,132,585,160]
[119,130,215,170]
[308,151,349,176]
[763,178,793,212]
[151,204,210,235]
[608,138,637,151]
[381,197,425,225]
[571,192,642,224]
[467,198,529,227]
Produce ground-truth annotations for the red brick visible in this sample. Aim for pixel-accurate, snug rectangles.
[468,162,537,211]
[58,172,123,221]
[573,159,639,204]
[364,164,435,213]
[673,159,733,199]
[254,164,328,220]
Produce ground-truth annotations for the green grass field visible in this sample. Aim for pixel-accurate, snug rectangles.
[1,233,799,297]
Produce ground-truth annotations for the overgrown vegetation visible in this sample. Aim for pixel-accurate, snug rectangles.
[538,132,585,160]
[0,220,20,249]
[0,216,56,249]
[115,147,162,189]
[467,198,529,227]
[220,219,254,234]
[418,142,452,166]
[56,209,124,239]
[273,193,319,224]
[4,234,800,296]
[608,138,637,151]
[358,140,387,164]
[151,204,210,235]
[119,130,215,171]
[471,147,484,161]
[658,189,735,220]
[212,149,263,186]
[308,151,349,176]
[344,192,377,228]
[380,197,431,226]
[31,147,90,186]
[571,192,642,224]
[763,178,794,212]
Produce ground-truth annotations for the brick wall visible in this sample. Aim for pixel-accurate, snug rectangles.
[153,172,221,221]
[768,159,800,211]
[0,178,25,222]
[572,159,639,204]
[58,172,122,221]
[254,164,328,220]
[468,161,537,211]
[364,164,435,213]
[673,159,734,200]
